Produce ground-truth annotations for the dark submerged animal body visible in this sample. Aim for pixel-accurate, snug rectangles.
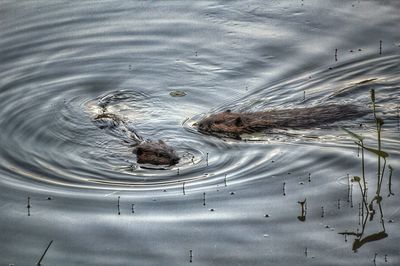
[198,105,365,139]
[94,112,179,166]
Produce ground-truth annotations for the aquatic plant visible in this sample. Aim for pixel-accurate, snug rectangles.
[339,89,394,251]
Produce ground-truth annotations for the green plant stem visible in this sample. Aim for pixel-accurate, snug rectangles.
[376,124,382,195]
[378,202,386,232]
[356,180,369,212]
[372,100,382,195]
[377,159,386,196]
[358,141,368,217]
[360,141,367,215]
[388,166,394,196]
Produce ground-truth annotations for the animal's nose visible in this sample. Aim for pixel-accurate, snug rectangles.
[171,157,180,165]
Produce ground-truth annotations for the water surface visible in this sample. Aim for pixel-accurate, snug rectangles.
[0,0,399,265]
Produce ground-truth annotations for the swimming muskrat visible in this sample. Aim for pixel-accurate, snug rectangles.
[93,109,179,166]
[198,104,365,139]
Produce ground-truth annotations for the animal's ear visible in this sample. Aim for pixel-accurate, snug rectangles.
[235,116,243,127]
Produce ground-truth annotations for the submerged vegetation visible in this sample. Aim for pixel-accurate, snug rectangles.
[339,89,394,251]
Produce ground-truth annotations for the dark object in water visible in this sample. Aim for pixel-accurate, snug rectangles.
[94,113,122,129]
[136,140,180,166]
[94,112,179,166]
[198,105,365,139]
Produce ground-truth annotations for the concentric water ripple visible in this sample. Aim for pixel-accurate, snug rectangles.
[1,47,399,192]
[1,1,400,264]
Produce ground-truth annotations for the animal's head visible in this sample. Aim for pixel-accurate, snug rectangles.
[136,140,180,166]
[197,110,246,137]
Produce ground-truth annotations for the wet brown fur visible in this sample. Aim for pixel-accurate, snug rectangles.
[136,140,180,166]
[198,104,365,139]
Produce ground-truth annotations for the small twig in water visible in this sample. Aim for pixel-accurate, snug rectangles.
[347,173,350,203]
[224,174,227,187]
[350,183,353,208]
[36,240,53,266]
[387,165,394,196]
[27,197,31,216]
[283,182,286,196]
[397,105,399,132]
[117,196,121,215]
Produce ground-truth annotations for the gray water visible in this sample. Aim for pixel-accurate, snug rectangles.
[0,0,399,265]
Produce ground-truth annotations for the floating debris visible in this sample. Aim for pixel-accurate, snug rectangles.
[224,173,227,187]
[36,240,53,266]
[297,199,307,222]
[283,182,286,196]
[117,196,121,215]
[169,90,186,97]
[27,197,31,217]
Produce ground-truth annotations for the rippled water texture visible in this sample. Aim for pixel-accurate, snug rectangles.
[0,1,399,265]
